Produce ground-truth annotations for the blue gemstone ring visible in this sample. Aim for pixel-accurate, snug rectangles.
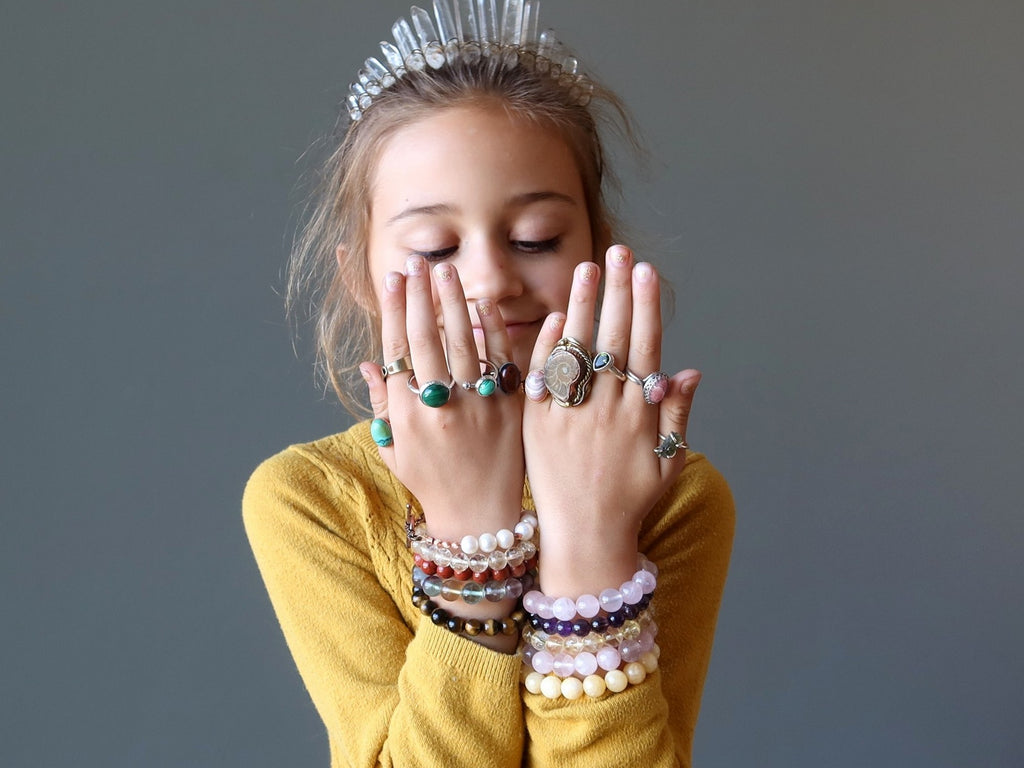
[593,351,627,381]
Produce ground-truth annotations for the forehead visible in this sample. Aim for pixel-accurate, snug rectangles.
[369,104,584,212]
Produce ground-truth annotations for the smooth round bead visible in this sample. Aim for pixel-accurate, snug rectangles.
[638,630,656,653]
[506,546,525,567]
[635,570,657,593]
[605,669,629,693]
[564,636,584,655]
[524,671,544,694]
[583,674,607,698]
[571,619,590,637]
[599,588,623,612]
[620,580,643,605]
[504,579,523,600]
[469,554,489,573]
[478,533,497,553]
[433,548,452,568]
[462,582,485,604]
[540,675,562,699]
[514,521,535,540]
[440,582,462,601]
[488,550,508,570]
[641,651,659,674]
[575,593,600,619]
[531,650,554,674]
[522,513,538,529]
[560,677,584,700]
[521,540,537,560]
[620,638,643,662]
[574,651,598,677]
[471,570,489,584]
[422,575,443,597]
[459,535,479,555]
[552,653,575,678]
[496,528,515,549]
[624,661,647,686]
[596,646,621,671]
[450,553,470,573]
[552,597,576,622]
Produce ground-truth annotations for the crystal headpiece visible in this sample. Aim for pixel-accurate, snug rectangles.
[346,0,592,122]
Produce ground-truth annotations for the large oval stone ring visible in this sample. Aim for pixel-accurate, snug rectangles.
[543,337,593,407]
[407,375,456,408]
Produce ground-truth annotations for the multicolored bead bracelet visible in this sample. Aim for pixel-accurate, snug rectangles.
[413,565,534,604]
[411,585,526,636]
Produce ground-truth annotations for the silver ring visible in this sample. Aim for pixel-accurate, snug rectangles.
[381,355,414,379]
[407,375,455,408]
[625,368,670,405]
[461,359,499,397]
[544,337,593,407]
[654,432,688,459]
[593,351,627,381]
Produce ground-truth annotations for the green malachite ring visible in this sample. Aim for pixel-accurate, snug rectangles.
[461,359,499,397]
[407,375,455,408]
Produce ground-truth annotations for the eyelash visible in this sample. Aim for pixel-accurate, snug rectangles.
[414,237,561,262]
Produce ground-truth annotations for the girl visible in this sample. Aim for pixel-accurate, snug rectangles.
[244,2,734,765]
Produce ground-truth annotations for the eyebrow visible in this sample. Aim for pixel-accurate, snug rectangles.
[386,191,578,226]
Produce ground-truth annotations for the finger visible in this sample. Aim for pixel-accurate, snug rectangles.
[656,370,701,472]
[594,245,633,383]
[360,362,399,473]
[625,262,663,396]
[379,271,411,370]
[524,312,566,402]
[432,263,480,384]
[475,298,512,365]
[561,261,600,349]
[405,255,448,383]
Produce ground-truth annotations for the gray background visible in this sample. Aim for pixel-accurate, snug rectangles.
[2,0,1021,765]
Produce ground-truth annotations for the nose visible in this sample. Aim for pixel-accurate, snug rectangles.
[457,237,525,305]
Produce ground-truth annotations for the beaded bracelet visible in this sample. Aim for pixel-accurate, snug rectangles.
[526,594,653,637]
[523,645,661,700]
[413,551,539,583]
[413,565,534,604]
[411,585,526,636]
[405,506,538,555]
[522,555,657,625]
[524,627,658,678]
[523,613,658,655]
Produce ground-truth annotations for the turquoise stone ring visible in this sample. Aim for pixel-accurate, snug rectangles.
[370,418,394,447]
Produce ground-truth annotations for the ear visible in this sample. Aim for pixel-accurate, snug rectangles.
[337,244,378,315]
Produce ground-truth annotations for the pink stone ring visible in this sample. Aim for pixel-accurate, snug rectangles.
[625,369,670,405]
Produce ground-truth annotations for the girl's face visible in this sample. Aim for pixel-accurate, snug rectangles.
[365,103,594,371]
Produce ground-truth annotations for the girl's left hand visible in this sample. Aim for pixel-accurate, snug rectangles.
[522,245,701,595]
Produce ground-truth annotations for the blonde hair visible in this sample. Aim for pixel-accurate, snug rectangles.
[287,56,635,416]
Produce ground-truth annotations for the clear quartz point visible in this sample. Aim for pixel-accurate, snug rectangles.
[379,41,406,76]
[358,69,381,96]
[424,41,446,68]
[392,18,418,61]
[410,6,439,49]
[523,0,539,45]
[500,0,524,45]
[365,57,394,88]
[454,0,478,41]
[475,0,497,43]
[433,0,457,43]
[346,94,362,121]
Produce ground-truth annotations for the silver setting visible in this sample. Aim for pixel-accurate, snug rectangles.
[381,355,414,379]
[654,432,688,459]
[592,351,627,382]
[543,337,593,407]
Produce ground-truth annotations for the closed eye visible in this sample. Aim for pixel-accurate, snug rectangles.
[414,246,458,261]
[512,237,561,254]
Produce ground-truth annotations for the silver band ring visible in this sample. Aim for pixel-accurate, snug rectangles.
[407,375,456,408]
[461,359,499,397]
[593,351,627,381]
[381,355,414,379]
[654,431,688,459]
[544,337,594,408]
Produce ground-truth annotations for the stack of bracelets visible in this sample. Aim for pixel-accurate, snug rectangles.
[407,508,538,637]
[520,555,660,700]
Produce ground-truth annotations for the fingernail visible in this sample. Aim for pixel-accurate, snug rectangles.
[406,255,424,275]
[434,263,453,283]
[385,273,402,292]
[609,245,630,266]
[579,263,598,284]
[358,363,374,382]
[635,262,654,283]
[548,313,565,331]
[477,299,493,317]
[680,370,702,392]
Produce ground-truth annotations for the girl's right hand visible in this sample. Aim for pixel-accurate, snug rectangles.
[360,256,526,542]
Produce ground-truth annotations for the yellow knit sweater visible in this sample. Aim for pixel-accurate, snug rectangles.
[243,420,734,767]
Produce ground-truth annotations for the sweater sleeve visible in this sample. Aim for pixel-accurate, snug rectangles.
[242,439,526,768]
[522,453,735,768]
